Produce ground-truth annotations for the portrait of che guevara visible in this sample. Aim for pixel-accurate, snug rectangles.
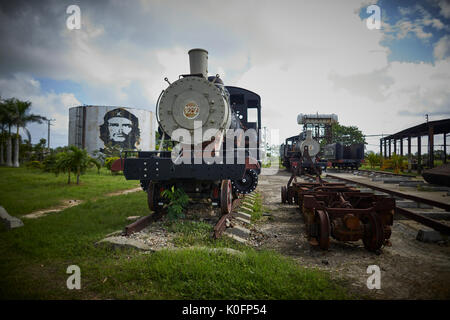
[99,108,141,152]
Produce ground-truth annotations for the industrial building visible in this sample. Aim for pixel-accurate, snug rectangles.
[68,105,155,154]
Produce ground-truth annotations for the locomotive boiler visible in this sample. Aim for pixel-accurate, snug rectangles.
[122,48,262,215]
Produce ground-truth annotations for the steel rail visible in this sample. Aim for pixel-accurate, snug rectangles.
[213,197,242,239]
[326,174,450,211]
[396,207,450,235]
[350,169,417,178]
[123,211,165,236]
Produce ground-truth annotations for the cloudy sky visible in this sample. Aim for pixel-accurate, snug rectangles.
[0,0,449,153]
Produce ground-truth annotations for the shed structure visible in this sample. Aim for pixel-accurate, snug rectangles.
[380,118,450,171]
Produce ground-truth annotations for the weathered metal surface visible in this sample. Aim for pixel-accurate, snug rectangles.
[327,174,450,212]
[214,213,232,239]
[123,212,165,236]
[396,207,450,235]
[214,197,242,239]
[221,180,232,215]
[298,184,395,252]
[422,164,450,187]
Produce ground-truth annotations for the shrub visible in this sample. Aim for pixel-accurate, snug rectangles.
[161,186,190,220]
[25,160,42,169]
[104,157,120,171]
[42,153,59,172]
[366,152,380,169]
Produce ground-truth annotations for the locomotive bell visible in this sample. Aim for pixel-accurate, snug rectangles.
[300,130,320,157]
[158,49,232,144]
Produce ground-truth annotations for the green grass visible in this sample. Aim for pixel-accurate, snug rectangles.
[0,192,352,299]
[250,193,263,222]
[0,166,139,216]
[165,220,247,250]
[0,168,353,300]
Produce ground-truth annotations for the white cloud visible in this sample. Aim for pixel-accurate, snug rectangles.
[0,74,81,146]
[1,0,449,153]
[387,4,447,42]
[437,0,450,18]
[434,35,450,60]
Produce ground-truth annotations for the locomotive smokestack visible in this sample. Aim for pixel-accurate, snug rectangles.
[188,48,208,77]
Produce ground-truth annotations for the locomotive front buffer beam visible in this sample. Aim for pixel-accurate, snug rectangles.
[121,152,258,217]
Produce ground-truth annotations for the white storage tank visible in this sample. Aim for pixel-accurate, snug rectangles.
[68,105,155,154]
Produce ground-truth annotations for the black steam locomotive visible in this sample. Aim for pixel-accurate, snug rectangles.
[279,132,364,172]
[121,49,262,215]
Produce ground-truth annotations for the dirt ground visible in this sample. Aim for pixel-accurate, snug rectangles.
[253,168,450,299]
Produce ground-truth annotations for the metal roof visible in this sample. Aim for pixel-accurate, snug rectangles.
[381,118,450,140]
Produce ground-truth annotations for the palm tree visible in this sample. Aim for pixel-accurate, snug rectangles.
[366,152,380,169]
[55,146,100,184]
[0,97,6,165]
[2,98,15,167]
[9,98,45,167]
[55,151,73,184]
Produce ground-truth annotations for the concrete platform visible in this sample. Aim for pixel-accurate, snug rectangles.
[0,206,24,229]
[416,230,444,243]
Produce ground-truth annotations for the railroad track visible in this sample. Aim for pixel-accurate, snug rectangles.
[325,173,450,236]
[123,194,252,239]
[332,168,417,178]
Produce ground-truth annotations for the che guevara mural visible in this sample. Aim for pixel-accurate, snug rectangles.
[99,108,141,152]
[68,106,155,155]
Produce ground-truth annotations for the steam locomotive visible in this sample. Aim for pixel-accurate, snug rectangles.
[122,49,262,215]
[279,132,364,173]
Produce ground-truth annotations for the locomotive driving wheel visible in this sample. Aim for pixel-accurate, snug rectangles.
[220,180,233,215]
[281,186,287,204]
[315,210,331,250]
[362,211,384,252]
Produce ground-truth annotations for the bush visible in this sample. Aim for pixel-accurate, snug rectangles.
[104,157,120,171]
[25,160,42,169]
[161,186,190,220]
[366,152,380,169]
[42,153,59,172]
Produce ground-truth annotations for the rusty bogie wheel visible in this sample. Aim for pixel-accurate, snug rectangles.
[287,188,293,205]
[363,211,384,252]
[281,186,287,204]
[316,210,331,250]
[220,180,233,215]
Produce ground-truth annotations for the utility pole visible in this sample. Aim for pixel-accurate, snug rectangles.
[46,118,55,151]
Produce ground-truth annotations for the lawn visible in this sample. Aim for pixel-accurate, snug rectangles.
[359,164,418,176]
[0,167,353,300]
[0,166,139,216]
